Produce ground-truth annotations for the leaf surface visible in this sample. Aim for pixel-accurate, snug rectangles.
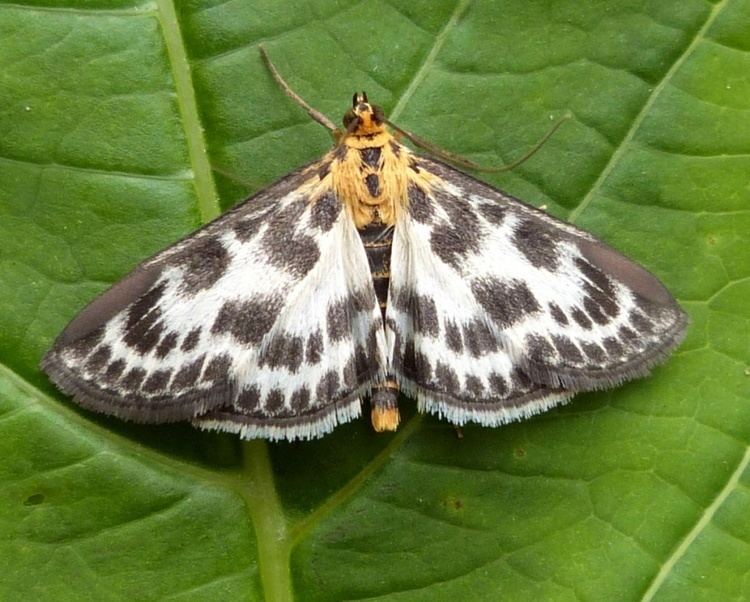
[1,1,749,600]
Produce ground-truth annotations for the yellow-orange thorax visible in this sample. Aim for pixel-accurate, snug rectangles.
[302,96,435,229]
[328,129,410,228]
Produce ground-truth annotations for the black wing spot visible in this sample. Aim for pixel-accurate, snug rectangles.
[238,385,261,411]
[125,281,166,331]
[172,355,205,390]
[552,335,584,364]
[575,257,616,297]
[526,334,555,363]
[465,375,484,397]
[407,184,434,223]
[583,296,609,325]
[583,281,620,318]
[581,342,606,363]
[413,295,439,338]
[355,343,371,377]
[513,218,561,270]
[548,302,569,326]
[429,188,483,269]
[181,327,201,352]
[391,287,410,312]
[260,334,304,372]
[211,296,283,345]
[472,277,540,328]
[85,345,111,372]
[143,369,172,393]
[121,367,146,391]
[435,361,460,393]
[602,336,624,357]
[403,340,432,383]
[510,368,532,392]
[342,355,358,388]
[571,307,593,330]
[462,319,498,357]
[310,192,341,232]
[478,202,507,226]
[444,319,463,353]
[203,354,231,382]
[290,387,311,412]
[233,211,271,242]
[124,312,164,355]
[430,224,474,269]
[327,299,350,342]
[488,373,508,397]
[629,310,654,334]
[180,237,230,293]
[305,330,323,365]
[316,370,340,401]
[265,388,285,415]
[103,359,126,384]
[155,332,179,358]
[618,325,638,344]
[260,202,320,278]
[351,288,376,313]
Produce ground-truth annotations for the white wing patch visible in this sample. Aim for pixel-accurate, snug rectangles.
[386,158,687,426]
[43,166,387,441]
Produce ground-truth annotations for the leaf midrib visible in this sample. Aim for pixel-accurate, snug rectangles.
[156,0,220,223]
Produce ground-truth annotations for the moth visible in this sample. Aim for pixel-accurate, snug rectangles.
[42,49,688,442]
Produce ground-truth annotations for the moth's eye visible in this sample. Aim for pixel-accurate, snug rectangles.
[343,109,358,129]
[372,105,385,124]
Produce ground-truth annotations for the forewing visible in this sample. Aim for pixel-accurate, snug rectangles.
[42,165,387,441]
[386,157,688,426]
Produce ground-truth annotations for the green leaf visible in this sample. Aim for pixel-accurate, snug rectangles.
[2,0,748,600]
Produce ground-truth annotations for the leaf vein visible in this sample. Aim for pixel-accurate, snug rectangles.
[641,437,750,600]
[389,0,473,122]
[568,0,730,224]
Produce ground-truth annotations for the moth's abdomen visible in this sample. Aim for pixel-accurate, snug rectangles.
[358,222,394,319]
[358,222,400,433]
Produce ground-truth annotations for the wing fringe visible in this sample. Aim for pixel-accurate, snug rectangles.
[193,383,372,442]
[397,376,572,427]
[41,351,229,423]
[525,309,689,391]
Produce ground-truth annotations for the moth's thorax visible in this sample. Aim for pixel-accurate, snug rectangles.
[325,132,411,229]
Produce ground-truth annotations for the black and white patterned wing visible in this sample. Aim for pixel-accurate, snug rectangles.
[386,157,688,426]
[42,165,387,441]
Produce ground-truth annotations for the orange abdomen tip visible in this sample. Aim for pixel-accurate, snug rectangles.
[371,406,401,432]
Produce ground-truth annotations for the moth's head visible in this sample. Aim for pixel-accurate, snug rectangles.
[342,92,386,136]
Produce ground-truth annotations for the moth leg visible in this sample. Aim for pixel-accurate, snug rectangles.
[259,44,339,135]
[370,379,400,432]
